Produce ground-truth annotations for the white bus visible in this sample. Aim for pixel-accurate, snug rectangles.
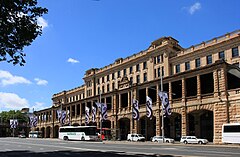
[59,126,98,141]
[29,131,42,138]
[222,123,240,144]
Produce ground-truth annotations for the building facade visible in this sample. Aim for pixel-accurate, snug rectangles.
[35,30,240,144]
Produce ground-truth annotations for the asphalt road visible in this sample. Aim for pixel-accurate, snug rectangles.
[0,138,240,157]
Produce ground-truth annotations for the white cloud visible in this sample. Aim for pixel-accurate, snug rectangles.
[31,102,45,111]
[67,58,79,63]
[188,2,201,15]
[0,92,29,110]
[34,78,48,86]
[37,17,48,30]
[0,70,31,86]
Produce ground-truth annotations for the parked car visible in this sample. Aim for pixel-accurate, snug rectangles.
[151,136,175,143]
[127,133,145,142]
[180,136,208,144]
[18,134,26,138]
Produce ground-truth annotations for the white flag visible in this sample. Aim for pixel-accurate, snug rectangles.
[85,106,90,124]
[92,106,96,123]
[102,103,107,120]
[158,91,171,116]
[146,96,153,119]
[132,99,140,120]
[10,119,18,128]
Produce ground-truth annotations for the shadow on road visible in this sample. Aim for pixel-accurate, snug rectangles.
[0,150,178,157]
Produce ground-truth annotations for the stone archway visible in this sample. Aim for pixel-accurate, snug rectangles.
[41,127,45,138]
[188,109,213,142]
[118,118,130,140]
[102,120,111,128]
[168,112,182,141]
[54,125,59,138]
[46,126,51,138]
[139,116,156,141]
[72,123,80,126]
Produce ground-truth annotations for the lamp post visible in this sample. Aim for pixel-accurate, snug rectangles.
[99,90,103,142]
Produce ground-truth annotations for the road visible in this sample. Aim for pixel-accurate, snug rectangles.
[0,138,240,157]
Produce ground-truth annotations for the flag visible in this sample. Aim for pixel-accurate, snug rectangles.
[10,119,18,129]
[32,116,38,127]
[85,106,90,124]
[92,106,96,123]
[132,99,140,120]
[95,102,107,120]
[28,113,34,127]
[57,110,62,122]
[61,110,67,125]
[102,103,107,120]
[146,96,153,119]
[158,91,171,116]
[29,114,38,128]
[95,102,102,112]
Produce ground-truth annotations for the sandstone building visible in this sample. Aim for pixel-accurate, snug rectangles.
[34,30,240,144]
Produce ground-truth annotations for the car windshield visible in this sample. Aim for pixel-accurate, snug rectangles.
[138,135,143,137]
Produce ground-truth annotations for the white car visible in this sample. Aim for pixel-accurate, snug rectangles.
[151,136,175,143]
[127,134,145,142]
[180,136,208,144]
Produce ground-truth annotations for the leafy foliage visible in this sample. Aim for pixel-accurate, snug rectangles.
[0,0,48,66]
[0,110,28,124]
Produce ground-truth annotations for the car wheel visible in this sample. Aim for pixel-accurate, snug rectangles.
[166,140,169,143]
[63,136,68,141]
[184,140,188,144]
[198,141,203,144]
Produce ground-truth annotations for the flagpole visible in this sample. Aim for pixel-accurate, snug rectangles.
[13,113,14,137]
[161,73,164,143]
[100,90,103,142]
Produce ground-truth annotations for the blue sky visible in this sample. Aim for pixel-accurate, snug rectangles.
[0,0,239,112]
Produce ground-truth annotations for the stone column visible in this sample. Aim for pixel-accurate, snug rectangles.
[197,75,201,99]
[181,106,187,136]
[182,78,186,102]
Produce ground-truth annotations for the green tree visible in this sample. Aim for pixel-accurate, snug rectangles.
[0,0,48,66]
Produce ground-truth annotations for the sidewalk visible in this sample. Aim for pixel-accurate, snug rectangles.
[103,140,240,147]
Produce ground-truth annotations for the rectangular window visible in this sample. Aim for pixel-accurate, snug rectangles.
[232,47,239,58]
[144,73,147,82]
[195,58,201,68]
[123,69,126,76]
[143,61,147,69]
[97,78,99,84]
[219,51,225,60]
[130,77,133,85]
[207,55,212,64]
[129,66,133,74]
[162,66,164,77]
[102,86,105,94]
[154,69,156,78]
[136,64,140,71]
[136,75,140,84]
[175,64,180,73]
[107,84,109,92]
[112,73,115,79]
[185,61,190,70]
[98,87,100,95]
[102,77,104,83]
[107,75,109,81]
[157,55,161,63]
[154,57,156,64]
[157,67,161,77]
[112,82,115,90]
[118,71,121,78]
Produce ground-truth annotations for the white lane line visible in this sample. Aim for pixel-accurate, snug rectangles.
[1,140,240,156]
